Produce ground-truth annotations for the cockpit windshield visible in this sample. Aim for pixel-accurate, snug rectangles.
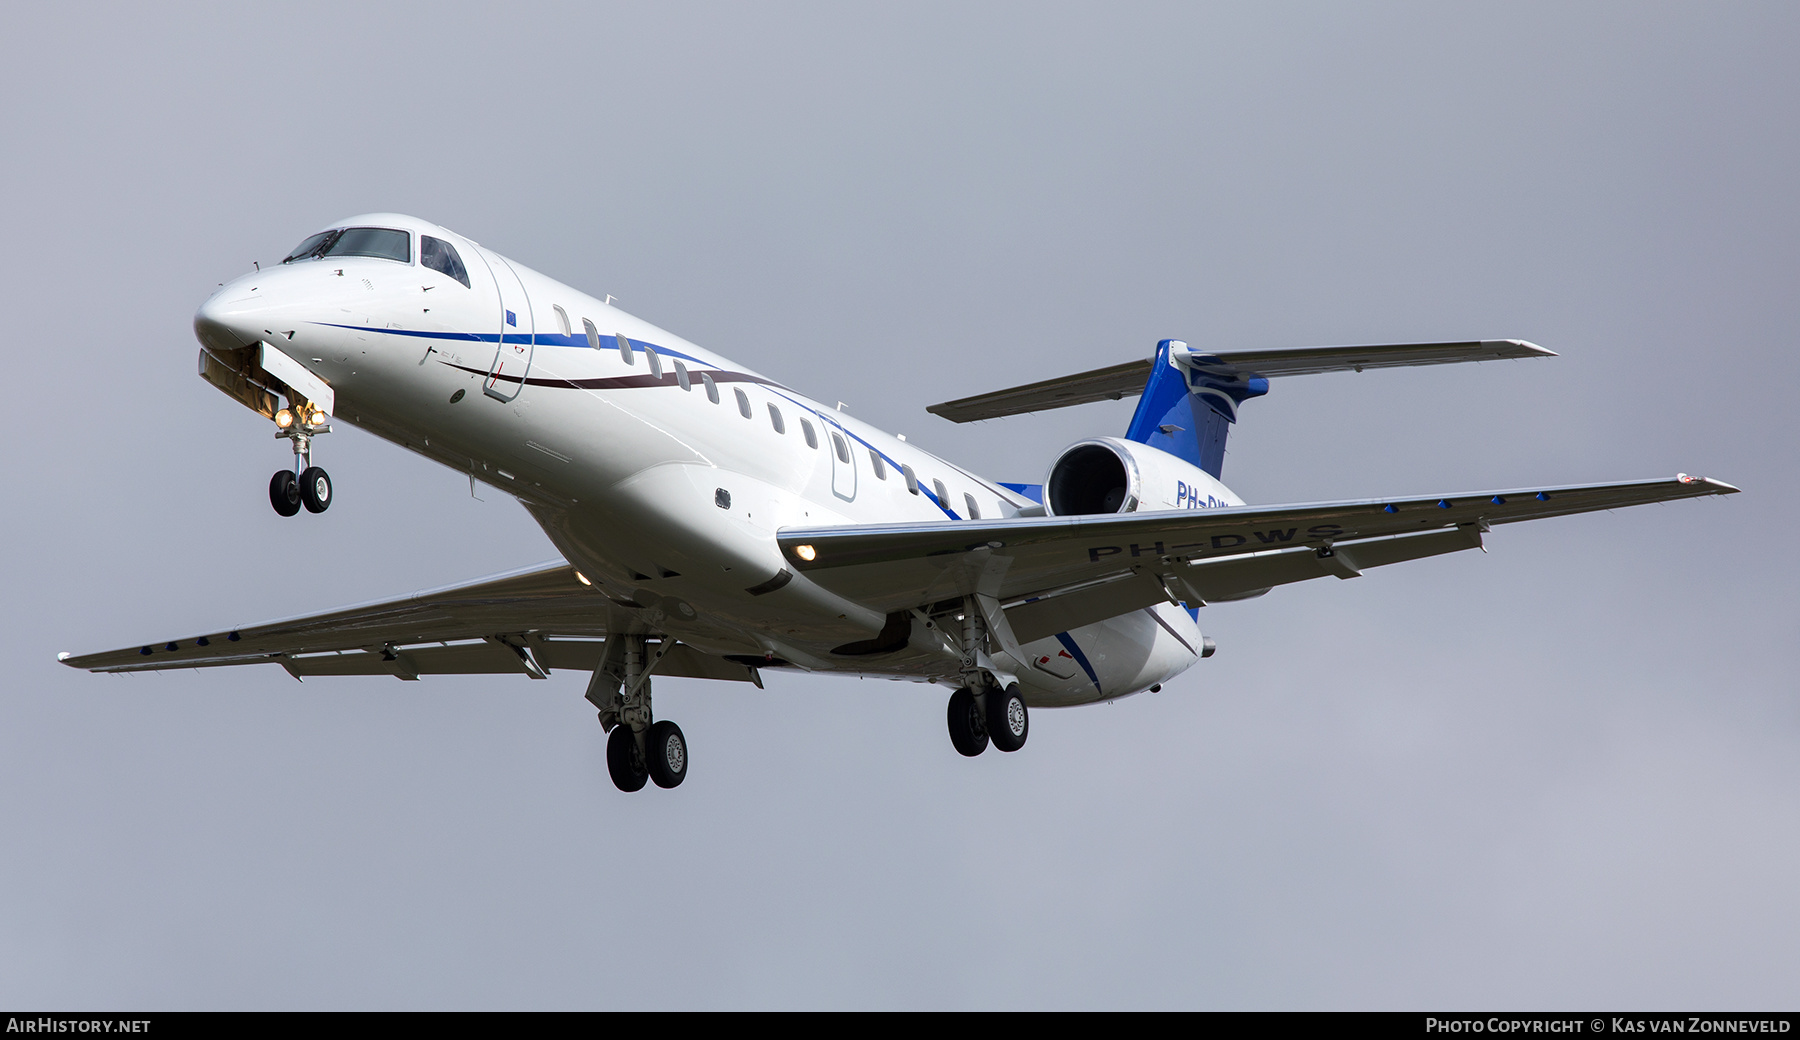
[281,227,412,265]
[282,231,338,263]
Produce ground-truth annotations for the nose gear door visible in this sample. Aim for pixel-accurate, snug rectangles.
[478,251,534,402]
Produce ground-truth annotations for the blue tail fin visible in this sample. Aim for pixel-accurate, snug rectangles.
[1123,340,1269,479]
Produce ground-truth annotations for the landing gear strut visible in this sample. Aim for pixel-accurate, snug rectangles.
[269,407,332,516]
[589,635,689,792]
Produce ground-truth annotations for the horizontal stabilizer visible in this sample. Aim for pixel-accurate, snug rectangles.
[927,340,1553,423]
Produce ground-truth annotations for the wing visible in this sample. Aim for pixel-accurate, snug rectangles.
[927,340,1552,422]
[777,475,1739,637]
[59,561,758,685]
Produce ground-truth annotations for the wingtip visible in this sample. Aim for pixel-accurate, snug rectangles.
[1676,473,1742,493]
[1488,339,1558,358]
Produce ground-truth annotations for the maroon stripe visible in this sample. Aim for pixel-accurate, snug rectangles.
[440,361,785,393]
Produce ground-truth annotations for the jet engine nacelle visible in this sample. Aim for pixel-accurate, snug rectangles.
[1043,437,1245,516]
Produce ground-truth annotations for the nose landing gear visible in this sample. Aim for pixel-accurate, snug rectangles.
[269,408,332,516]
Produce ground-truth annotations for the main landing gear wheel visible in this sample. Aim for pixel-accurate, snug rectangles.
[299,466,332,513]
[947,687,989,757]
[269,470,302,517]
[987,683,1029,753]
[646,720,688,789]
[606,725,648,792]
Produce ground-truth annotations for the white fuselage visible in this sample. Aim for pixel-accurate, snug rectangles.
[195,214,1227,707]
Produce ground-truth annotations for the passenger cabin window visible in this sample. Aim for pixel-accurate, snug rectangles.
[735,388,753,418]
[616,333,636,365]
[645,347,663,379]
[932,479,948,504]
[964,493,981,519]
[702,372,719,403]
[421,236,470,287]
[901,464,919,494]
[870,451,887,479]
[583,318,601,350]
[831,432,851,464]
[768,404,786,434]
[800,419,818,449]
[673,359,691,391]
[553,305,572,336]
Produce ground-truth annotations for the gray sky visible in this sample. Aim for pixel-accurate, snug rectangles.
[2,2,1795,1009]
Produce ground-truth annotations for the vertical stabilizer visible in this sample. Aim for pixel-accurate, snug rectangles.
[1123,340,1268,479]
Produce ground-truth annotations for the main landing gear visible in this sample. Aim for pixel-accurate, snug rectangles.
[944,593,1030,757]
[946,683,1029,757]
[590,635,689,793]
[608,719,688,792]
[268,406,332,517]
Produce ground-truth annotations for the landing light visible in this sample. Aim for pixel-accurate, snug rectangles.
[795,545,817,562]
[306,407,327,426]
[275,409,294,429]
[574,571,592,586]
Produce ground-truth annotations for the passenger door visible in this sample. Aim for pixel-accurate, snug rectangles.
[823,418,857,501]
[479,252,534,402]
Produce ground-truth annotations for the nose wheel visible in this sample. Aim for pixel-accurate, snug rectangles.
[299,467,332,512]
[269,470,302,517]
[269,466,332,515]
[268,412,333,516]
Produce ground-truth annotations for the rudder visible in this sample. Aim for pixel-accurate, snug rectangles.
[1123,339,1268,480]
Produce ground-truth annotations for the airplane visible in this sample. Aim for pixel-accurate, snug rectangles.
[60,213,1740,792]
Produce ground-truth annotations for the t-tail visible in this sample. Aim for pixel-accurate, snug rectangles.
[928,337,1557,481]
[1123,339,1268,479]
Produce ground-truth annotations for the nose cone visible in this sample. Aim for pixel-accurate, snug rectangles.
[194,272,288,354]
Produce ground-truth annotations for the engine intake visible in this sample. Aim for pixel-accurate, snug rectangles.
[1045,437,1241,516]
[1047,442,1136,515]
